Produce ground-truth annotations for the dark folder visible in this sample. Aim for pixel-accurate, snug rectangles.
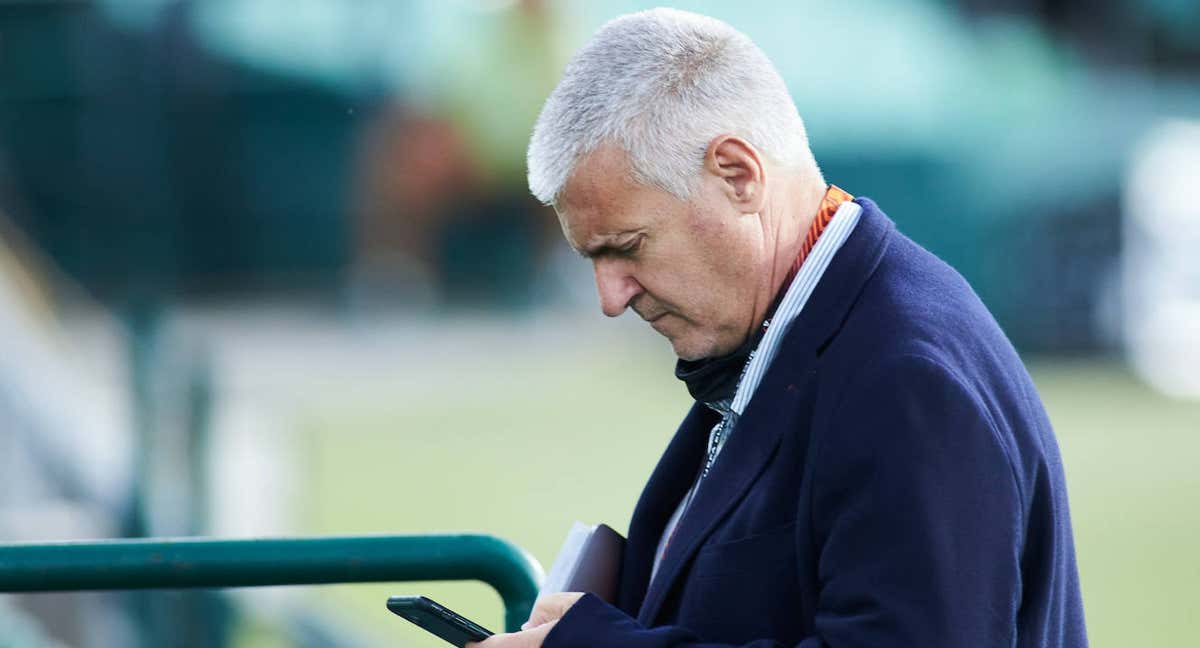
[541,522,625,604]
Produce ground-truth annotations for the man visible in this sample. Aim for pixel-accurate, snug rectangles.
[474,8,1087,648]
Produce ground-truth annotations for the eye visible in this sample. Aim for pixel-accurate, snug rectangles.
[619,235,645,256]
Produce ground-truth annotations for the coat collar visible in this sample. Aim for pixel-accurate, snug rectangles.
[625,198,895,625]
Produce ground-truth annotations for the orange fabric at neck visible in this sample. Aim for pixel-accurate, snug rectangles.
[784,184,854,286]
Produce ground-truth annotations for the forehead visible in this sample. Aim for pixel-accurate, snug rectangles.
[556,145,670,251]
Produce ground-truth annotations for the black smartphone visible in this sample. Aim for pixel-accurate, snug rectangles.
[387,595,494,647]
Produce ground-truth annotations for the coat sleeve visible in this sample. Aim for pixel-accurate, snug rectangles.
[544,353,1024,648]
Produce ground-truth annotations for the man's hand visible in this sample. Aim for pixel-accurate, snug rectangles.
[465,619,557,648]
[466,592,584,648]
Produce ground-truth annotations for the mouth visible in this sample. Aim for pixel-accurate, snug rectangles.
[634,300,671,330]
[647,312,672,333]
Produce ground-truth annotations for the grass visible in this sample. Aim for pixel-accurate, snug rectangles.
[1027,359,1200,647]
[290,344,1200,647]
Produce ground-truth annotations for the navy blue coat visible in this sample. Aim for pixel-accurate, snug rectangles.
[544,198,1088,647]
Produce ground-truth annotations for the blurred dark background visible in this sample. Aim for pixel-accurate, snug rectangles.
[3,0,1196,346]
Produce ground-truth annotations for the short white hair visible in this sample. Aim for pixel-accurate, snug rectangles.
[527,8,816,205]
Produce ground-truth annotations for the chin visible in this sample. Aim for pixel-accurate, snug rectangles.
[669,336,720,362]
[669,328,744,361]
[673,347,707,362]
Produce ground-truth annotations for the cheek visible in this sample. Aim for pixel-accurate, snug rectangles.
[661,268,725,325]
[692,226,755,289]
[687,201,752,260]
[647,203,753,311]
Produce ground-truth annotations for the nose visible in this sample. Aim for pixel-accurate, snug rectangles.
[594,259,644,318]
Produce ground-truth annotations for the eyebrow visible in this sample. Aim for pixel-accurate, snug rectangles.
[577,230,643,259]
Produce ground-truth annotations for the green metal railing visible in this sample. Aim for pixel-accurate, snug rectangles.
[0,533,543,633]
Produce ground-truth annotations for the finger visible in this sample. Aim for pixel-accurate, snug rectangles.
[467,622,556,648]
[524,592,583,629]
[522,620,558,645]
[466,634,504,648]
[524,601,563,628]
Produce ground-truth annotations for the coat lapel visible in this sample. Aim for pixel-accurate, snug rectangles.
[616,403,717,616]
[634,198,895,626]
[635,350,806,625]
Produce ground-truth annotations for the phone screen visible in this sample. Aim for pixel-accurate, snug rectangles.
[387,596,494,648]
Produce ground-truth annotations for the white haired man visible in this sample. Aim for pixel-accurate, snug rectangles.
[473,8,1087,648]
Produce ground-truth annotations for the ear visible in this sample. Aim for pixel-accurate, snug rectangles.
[703,135,766,214]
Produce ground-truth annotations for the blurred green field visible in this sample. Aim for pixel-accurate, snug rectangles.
[292,344,1199,647]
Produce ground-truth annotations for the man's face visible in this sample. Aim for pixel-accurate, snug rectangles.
[557,145,765,360]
